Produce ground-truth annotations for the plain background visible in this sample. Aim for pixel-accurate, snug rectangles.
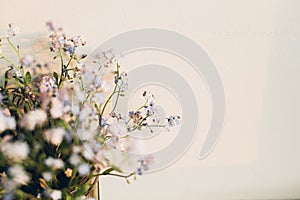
[1,0,300,199]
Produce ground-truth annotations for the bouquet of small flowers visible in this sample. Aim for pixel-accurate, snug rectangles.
[0,23,181,200]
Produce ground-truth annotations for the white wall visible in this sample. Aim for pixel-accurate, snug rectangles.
[1,0,300,199]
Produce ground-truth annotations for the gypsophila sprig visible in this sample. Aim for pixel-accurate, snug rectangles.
[0,23,181,200]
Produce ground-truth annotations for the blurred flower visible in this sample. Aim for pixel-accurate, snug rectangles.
[20,55,35,67]
[44,128,66,146]
[1,142,29,162]
[69,153,81,166]
[95,49,116,68]
[115,72,128,90]
[37,75,58,94]
[79,105,92,122]
[19,109,47,130]
[82,145,94,161]
[0,110,16,132]
[78,163,90,176]
[50,97,64,118]
[137,155,154,175]
[6,24,19,38]
[64,168,73,177]
[9,165,31,185]
[42,172,53,182]
[45,157,64,169]
[50,190,62,200]
[92,92,105,104]
[48,28,66,52]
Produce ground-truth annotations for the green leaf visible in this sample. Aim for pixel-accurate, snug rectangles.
[73,183,90,197]
[102,168,115,175]
[53,71,59,84]
[16,77,24,84]
[24,71,31,86]
[111,165,123,173]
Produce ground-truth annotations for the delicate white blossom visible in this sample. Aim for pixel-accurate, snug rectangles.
[9,165,31,185]
[37,75,58,94]
[165,116,181,131]
[45,157,64,169]
[70,35,87,47]
[143,91,155,103]
[1,142,29,162]
[44,128,66,145]
[6,24,19,38]
[42,172,53,181]
[50,97,64,118]
[79,105,92,122]
[69,154,81,166]
[19,109,47,130]
[0,110,16,132]
[137,155,155,175]
[20,55,34,67]
[50,190,62,200]
[92,93,105,104]
[78,163,90,176]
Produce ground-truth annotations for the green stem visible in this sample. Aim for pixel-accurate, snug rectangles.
[96,172,135,179]
[58,48,64,87]
[111,82,123,112]
[0,54,15,66]
[7,38,21,59]
[99,80,118,121]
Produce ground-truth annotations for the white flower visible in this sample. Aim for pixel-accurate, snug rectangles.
[99,80,112,92]
[92,93,105,104]
[119,72,128,90]
[82,145,94,161]
[20,55,34,67]
[165,116,181,131]
[50,97,64,118]
[45,157,64,169]
[70,35,86,47]
[71,104,80,116]
[42,172,53,181]
[1,142,29,162]
[48,24,66,51]
[79,106,92,121]
[106,116,126,135]
[19,109,47,130]
[78,163,90,176]
[0,110,16,132]
[74,85,86,103]
[143,91,155,103]
[76,128,96,141]
[69,154,81,166]
[44,128,66,145]
[9,165,31,185]
[50,190,62,200]
[137,155,155,175]
[6,24,19,38]
[37,75,57,93]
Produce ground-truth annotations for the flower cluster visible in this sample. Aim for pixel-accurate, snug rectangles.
[0,23,181,200]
